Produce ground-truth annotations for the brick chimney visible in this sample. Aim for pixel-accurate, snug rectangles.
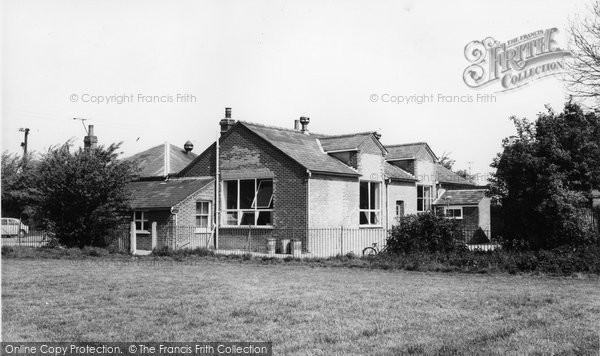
[299,117,310,134]
[84,125,97,150]
[219,107,235,135]
[294,119,300,130]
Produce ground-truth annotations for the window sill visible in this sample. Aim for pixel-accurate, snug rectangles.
[135,230,150,234]
[359,225,384,229]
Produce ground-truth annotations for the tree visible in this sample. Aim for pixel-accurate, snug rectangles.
[34,142,137,247]
[567,1,600,100]
[489,102,600,249]
[438,152,455,170]
[387,211,465,253]
[1,151,38,223]
[455,169,477,184]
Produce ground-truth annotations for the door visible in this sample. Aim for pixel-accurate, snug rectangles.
[395,201,405,223]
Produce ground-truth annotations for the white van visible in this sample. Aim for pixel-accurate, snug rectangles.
[1,218,29,238]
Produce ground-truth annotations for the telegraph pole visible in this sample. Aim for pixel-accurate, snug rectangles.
[19,128,30,161]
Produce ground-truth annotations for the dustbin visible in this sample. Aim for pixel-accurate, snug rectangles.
[266,237,276,254]
[280,238,291,254]
[291,239,302,257]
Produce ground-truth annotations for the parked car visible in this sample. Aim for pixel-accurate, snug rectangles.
[1,218,29,238]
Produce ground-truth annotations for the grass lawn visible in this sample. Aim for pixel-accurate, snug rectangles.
[2,256,600,355]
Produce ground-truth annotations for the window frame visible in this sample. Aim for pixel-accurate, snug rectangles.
[359,181,382,227]
[417,185,433,212]
[133,211,149,232]
[222,178,274,227]
[195,201,212,231]
[444,206,463,219]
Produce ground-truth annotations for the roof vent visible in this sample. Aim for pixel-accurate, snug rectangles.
[299,117,310,134]
[184,140,193,153]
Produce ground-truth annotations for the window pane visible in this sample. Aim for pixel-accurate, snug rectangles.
[254,180,273,208]
[360,211,369,225]
[135,221,142,230]
[239,180,255,209]
[196,202,203,215]
[240,211,255,225]
[196,216,208,228]
[225,212,238,225]
[359,182,369,209]
[417,185,423,198]
[256,211,272,225]
[134,211,142,220]
[370,211,380,225]
[417,199,423,211]
[225,181,238,209]
[370,183,380,209]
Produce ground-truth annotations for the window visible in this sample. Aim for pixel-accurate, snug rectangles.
[196,201,211,229]
[222,179,273,226]
[396,200,405,219]
[360,181,381,226]
[417,185,432,212]
[133,211,148,231]
[444,206,463,219]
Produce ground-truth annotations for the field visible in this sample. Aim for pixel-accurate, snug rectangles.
[2,256,600,355]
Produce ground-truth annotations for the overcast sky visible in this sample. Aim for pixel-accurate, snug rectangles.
[1,0,589,180]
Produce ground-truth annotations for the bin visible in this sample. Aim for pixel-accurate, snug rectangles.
[280,238,291,254]
[291,239,302,257]
[266,237,276,254]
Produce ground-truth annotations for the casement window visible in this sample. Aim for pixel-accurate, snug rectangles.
[417,185,433,212]
[196,201,211,229]
[444,206,463,219]
[133,211,148,232]
[222,179,273,226]
[360,181,381,226]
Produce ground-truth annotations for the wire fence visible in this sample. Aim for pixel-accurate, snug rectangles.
[0,230,54,248]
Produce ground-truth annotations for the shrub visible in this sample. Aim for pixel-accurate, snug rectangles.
[387,212,466,253]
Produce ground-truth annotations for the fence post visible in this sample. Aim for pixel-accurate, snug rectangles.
[151,222,157,250]
[340,226,344,255]
[130,222,136,254]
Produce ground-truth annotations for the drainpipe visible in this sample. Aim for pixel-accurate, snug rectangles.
[215,130,220,249]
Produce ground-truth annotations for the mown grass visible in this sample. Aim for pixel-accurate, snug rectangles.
[2,252,599,355]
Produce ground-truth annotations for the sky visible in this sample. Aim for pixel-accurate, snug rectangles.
[1,0,591,182]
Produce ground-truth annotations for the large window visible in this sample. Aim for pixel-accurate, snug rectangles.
[196,201,211,229]
[360,181,380,226]
[417,185,432,212]
[223,179,273,226]
[133,211,148,232]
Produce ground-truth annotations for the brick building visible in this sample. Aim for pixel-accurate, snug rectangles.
[126,108,491,254]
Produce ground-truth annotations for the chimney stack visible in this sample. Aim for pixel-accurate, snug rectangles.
[219,107,236,135]
[294,119,300,131]
[84,125,98,150]
[299,117,310,134]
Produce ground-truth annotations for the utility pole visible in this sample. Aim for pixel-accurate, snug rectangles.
[19,128,30,161]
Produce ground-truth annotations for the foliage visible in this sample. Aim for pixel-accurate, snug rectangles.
[33,142,137,248]
[387,212,466,253]
[567,1,600,101]
[1,151,38,223]
[489,102,600,249]
[438,152,455,170]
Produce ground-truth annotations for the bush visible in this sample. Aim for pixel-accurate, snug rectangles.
[387,212,466,253]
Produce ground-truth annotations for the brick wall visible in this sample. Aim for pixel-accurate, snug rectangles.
[386,181,417,227]
[173,183,215,227]
[308,174,359,228]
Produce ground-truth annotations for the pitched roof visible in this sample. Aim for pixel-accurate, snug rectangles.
[239,122,360,176]
[385,142,438,161]
[318,132,386,154]
[125,143,198,177]
[433,189,488,205]
[127,178,213,210]
[435,164,477,186]
[384,162,417,182]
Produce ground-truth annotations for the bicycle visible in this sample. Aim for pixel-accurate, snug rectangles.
[362,242,388,257]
